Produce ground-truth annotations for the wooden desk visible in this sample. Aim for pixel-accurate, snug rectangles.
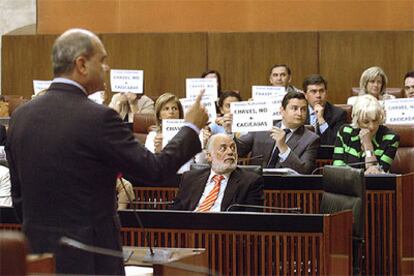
[130,173,413,275]
[119,210,352,275]
[124,247,207,276]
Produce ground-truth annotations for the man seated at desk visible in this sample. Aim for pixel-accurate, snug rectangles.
[223,91,320,174]
[172,133,264,212]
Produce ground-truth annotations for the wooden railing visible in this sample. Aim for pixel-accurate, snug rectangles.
[119,210,352,275]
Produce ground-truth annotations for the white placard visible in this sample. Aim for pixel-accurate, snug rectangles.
[230,101,273,132]
[110,69,143,94]
[268,93,286,121]
[185,78,217,100]
[384,98,414,124]
[88,91,104,105]
[33,80,52,95]
[162,119,186,148]
[252,85,286,99]
[180,98,217,122]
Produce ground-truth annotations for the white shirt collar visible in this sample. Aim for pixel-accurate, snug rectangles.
[280,122,299,133]
[52,77,88,95]
[208,169,232,181]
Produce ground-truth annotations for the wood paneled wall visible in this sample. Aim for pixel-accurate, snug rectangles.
[2,29,413,103]
[101,33,207,99]
[37,0,414,34]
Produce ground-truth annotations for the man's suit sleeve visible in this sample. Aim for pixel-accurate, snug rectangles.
[235,133,254,157]
[322,107,347,145]
[171,172,190,210]
[99,109,201,184]
[244,175,264,207]
[282,135,320,174]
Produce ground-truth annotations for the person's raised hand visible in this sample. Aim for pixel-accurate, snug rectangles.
[184,89,209,130]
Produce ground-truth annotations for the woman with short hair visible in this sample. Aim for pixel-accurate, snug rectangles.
[333,94,399,174]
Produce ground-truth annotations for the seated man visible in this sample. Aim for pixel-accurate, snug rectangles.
[403,70,414,98]
[109,92,154,122]
[303,74,347,145]
[269,64,301,92]
[172,133,264,212]
[224,91,320,174]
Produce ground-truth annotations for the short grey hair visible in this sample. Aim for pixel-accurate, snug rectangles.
[351,94,385,127]
[52,28,98,76]
[359,66,388,96]
[205,133,232,153]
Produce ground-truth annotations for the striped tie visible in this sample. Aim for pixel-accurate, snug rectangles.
[196,175,224,212]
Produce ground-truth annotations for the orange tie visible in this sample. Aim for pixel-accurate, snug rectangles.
[196,175,224,212]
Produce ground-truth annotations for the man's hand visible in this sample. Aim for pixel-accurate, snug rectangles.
[314,103,326,124]
[222,113,233,134]
[201,127,212,148]
[154,133,163,153]
[184,90,209,130]
[270,127,288,153]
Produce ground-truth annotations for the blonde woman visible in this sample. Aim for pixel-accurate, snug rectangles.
[347,66,395,105]
[334,95,399,174]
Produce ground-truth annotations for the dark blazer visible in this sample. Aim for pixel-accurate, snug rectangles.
[236,123,320,174]
[5,83,201,275]
[305,101,347,145]
[172,167,264,211]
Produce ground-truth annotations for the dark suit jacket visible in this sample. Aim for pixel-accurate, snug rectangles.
[5,83,201,275]
[305,101,347,145]
[236,124,320,174]
[172,167,264,211]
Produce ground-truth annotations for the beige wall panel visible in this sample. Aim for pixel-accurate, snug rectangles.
[319,31,414,104]
[37,0,414,34]
[207,32,318,100]
[1,32,57,98]
[101,33,207,99]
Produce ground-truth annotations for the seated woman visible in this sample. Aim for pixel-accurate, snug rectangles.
[109,92,154,122]
[201,69,222,98]
[333,94,399,174]
[347,66,395,105]
[145,93,184,153]
[209,90,242,135]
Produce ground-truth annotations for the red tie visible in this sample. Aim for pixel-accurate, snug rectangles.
[196,175,224,212]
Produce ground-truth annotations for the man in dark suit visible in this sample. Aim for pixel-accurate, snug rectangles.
[303,74,347,145]
[223,91,320,174]
[5,28,208,275]
[172,133,264,211]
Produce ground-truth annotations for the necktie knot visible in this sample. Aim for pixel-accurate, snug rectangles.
[213,175,224,184]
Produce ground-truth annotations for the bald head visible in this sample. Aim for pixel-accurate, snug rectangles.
[52,28,100,77]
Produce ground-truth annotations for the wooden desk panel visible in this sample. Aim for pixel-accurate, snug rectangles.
[119,210,352,275]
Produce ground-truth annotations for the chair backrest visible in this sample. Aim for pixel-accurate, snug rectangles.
[351,87,404,98]
[334,104,353,124]
[386,124,414,174]
[0,230,27,275]
[132,113,156,144]
[320,165,365,238]
[190,163,263,176]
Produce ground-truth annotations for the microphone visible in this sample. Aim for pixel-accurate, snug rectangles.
[238,154,264,165]
[226,203,302,213]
